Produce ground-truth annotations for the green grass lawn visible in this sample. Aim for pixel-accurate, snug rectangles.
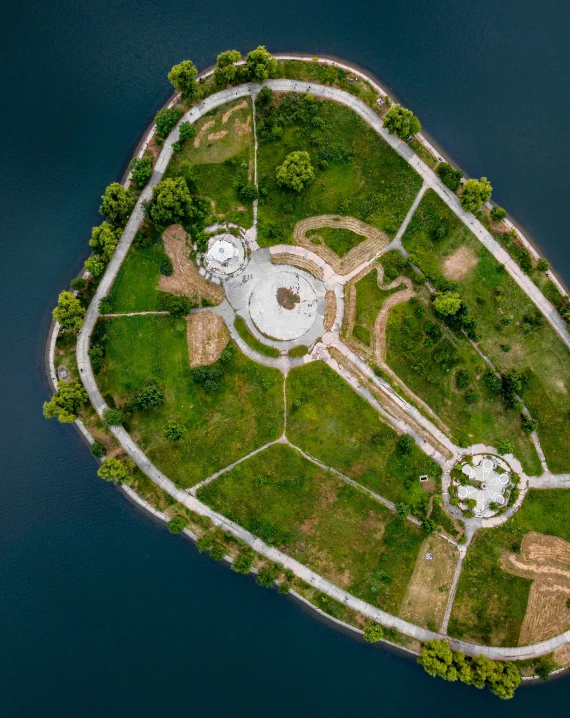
[354,267,406,328]
[286,361,440,505]
[198,443,424,613]
[107,244,162,312]
[234,316,280,358]
[307,226,366,257]
[96,315,283,486]
[449,489,570,646]
[257,98,422,246]
[385,299,541,475]
[165,98,255,228]
[402,189,570,472]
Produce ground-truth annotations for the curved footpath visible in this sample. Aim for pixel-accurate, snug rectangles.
[75,80,570,659]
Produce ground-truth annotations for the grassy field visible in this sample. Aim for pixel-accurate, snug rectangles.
[449,489,570,646]
[198,443,424,613]
[385,298,541,474]
[307,226,366,257]
[96,315,283,487]
[402,189,570,472]
[107,244,162,312]
[257,97,422,246]
[165,98,255,228]
[286,361,440,505]
[354,267,406,336]
[234,316,280,358]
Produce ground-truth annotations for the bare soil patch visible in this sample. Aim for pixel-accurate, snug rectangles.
[276,286,300,310]
[554,643,570,667]
[222,100,247,124]
[442,246,478,281]
[186,312,229,367]
[208,130,228,142]
[160,225,224,306]
[503,532,570,644]
[399,535,459,630]
[294,215,389,275]
[193,120,215,148]
[234,115,252,136]
[324,290,337,331]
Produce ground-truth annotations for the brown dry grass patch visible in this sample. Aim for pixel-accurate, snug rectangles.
[222,100,247,123]
[208,130,228,142]
[270,253,324,280]
[186,312,229,367]
[399,535,459,630]
[324,290,337,331]
[503,532,570,644]
[442,246,478,281]
[160,225,224,306]
[234,115,252,136]
[554,643,570,667]
[193,120,215,148]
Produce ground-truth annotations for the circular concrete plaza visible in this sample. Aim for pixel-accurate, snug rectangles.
[457,455,511,517]
[249,269,318,341]
[204,233,246,278]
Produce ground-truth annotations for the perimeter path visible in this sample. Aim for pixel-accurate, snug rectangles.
[75,81,570,660]
[265,80,570,351]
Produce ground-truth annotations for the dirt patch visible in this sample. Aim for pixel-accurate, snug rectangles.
[442,246,478,281]
[503,532,570,644]
[186,312,229,367]
[146,137,160,160]
[294,215,389,275]
[222,100,247,124]
[276,286,300,310]
[556,379,567,393]
[234,115,252,136]
[324,290,337,331]
[208,130,228,142]
[554,643,570,667]
[399,535,459,630]
[160,225,224,306]
[300,515,319,535]
[193,120,215,148]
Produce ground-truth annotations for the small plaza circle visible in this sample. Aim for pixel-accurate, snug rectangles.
[204,233,247,278]
[453,455,513,518]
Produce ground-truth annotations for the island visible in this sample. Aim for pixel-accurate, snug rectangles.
[45,48,570,699]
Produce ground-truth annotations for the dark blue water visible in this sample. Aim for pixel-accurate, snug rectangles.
[2,0,570,714]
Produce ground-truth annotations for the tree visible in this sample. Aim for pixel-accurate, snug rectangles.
[460,177,492,212]
[150,177,195,224]
[53,291,85,331]
[434,291,462,316]
[168,60,202,101]
[168,515,188,534]
[90,442,106,458]
[214,49,242,85]
[244,45,277,82]
[232,550,254,574]
[163,420,187,443]
[437,162,463,191]
[85,255,106,277]
[363,623,384,643]
[97,457,133,484]
[89,221,120,261]
[256,564,280,587]
[154,107,183,138]
[178,121,196,141]
[210,544,225,560]
[395,502,410,520]
[398,434,415,454]
[422,517,437,535]
[276,151,314,192]
[491,205,507,222]
[129,381,165,411]
[101,408,124,428]
[418,640,455,679]
[534,657,555,681]
[43,380,88,423]
[130,157,153,188]
[383,104,422,139]
[537,258,550,272]
[99,182,135,225]
[70,277,86,292]
[159,291,193,317]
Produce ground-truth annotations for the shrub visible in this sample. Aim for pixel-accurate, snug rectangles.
[437,162,463,191]
[398,434,415,455]
[179,121,196,141]
[163,420,187,443]
[535,658,555,681]
[168,515,188,534]
[159,256,174,275]
[498,439,514,455]
[90,442,105,458]
[490,205,507,222]
[537,258,550,272]
[85,256,106,277]
[232,551,254,574]
[210,544,226,561]
[171,141,182,152]
[129,381,165,412]
[422,518,437,535]
[70,277,86,292]
[158,292,194,317]
[363,623,384,643]
[256,564,281,587]
[521,416,538,434]
[455,368,471,389]
[101,408,124,428]
[464,388,479,404]
[278,582,290,594]
[196,534,214,552]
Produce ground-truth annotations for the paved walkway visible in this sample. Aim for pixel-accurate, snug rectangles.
[73,80,570,660]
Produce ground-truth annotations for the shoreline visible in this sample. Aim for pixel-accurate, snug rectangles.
[44,58,570,677]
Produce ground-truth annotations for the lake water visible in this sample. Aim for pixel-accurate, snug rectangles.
[2,0,570,714]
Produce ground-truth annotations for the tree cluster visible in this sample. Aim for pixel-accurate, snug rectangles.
[436,162,463,192]
[53,291,85,331]
[163,420,187,443]
[460,177,492,213]
[147,176,196,225]
[276,151,314,192]
[419,640,521,699]
[130,157,153,189]
[128,381,165,413]
[213,46,277,87]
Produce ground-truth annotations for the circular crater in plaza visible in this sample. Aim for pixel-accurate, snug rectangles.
[249,269,319,341]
